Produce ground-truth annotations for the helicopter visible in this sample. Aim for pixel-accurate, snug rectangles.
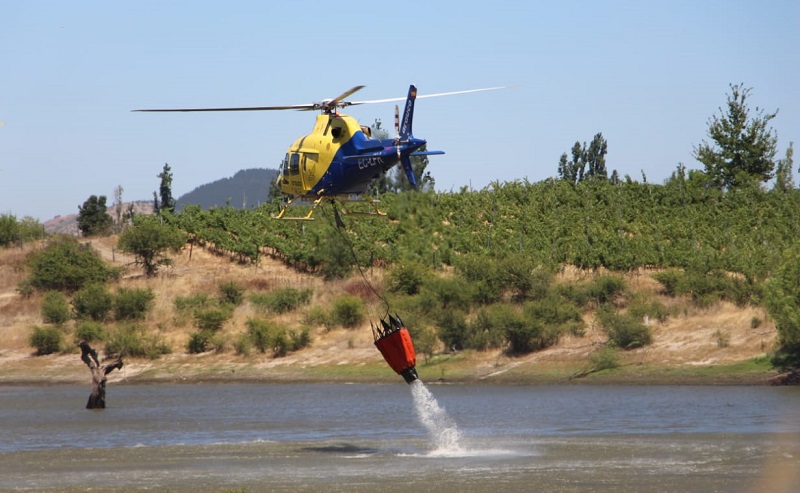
[135,84,509,220]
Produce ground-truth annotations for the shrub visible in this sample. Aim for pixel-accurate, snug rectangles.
[113,288,155,320]
[422,277,475,311]
[589,346,620,371]
[435,308,469,351]
[29,326,63,355]
[25,236,119,292]
[587,274,626,305]
[524,294,583,334]
[218,281,245,306]
[597,306,652,349]
[499,255,551,302]
[74,320,106,343]
[105,324,171,359]
[72,284,113,321]
[330,295,364,328]
[386,261,428,295]
[0,213,21,247]
[652,269,685,296]
[249,288,312,314]
[304,305,332,329]
[193,307,232,332]
[41,291,71,326]
[187,330,213,354]
[245,318,273,353]
[627,294,672,323]
[764,247,800,357]
[233,333,253,356]
[117,214,187,277]
[466,308,506,350]
[174,293,212,313]
[454,254,503,304]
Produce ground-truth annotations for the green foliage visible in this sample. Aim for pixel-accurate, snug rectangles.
[422,277,475,311]
[243,318,309,357]
[41,291,71,325]
[693,83,779,189]
[218,281,245,306]
[193,307,232,331]
[77,195,114,237]
[25,236,119,293]
[74,320,106,343]
[524,294,584,336]
[454,254,503,304]
[597,306,652,349]
[157,163,176,213]
[187,330,213,354]
[174,293,211,313]
[652,269,685,296]
[435,308,470,351]
[117,214,187,276]
[385,261,428,295]
[72,283,113,321]
[498,255,551,302]
[330,295,365,328]
[105,324,171,359]
[249,288,312,314]
[29,326,63,355]
[764,246,800,356]
[587,274,626,305]
[113,287,155,320]
[589,346,620,371]
[558,132,608,183]
[0,213,21,246]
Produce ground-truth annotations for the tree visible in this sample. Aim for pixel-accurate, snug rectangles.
[157,163,176,213]
[117,215,187,276]
[774,142,795,192]
[693,83,779,189]
[77,195,113,237]
[78,340,123,409]
[557,133,608,183]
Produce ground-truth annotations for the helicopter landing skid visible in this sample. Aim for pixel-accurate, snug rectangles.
[272,194,386,220]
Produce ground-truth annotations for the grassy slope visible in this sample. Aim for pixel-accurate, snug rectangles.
[0,236,781,385]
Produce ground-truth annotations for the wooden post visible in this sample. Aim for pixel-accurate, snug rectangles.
[78,340,123,409]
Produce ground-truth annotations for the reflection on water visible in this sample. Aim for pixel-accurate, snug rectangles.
[0,383,798,492]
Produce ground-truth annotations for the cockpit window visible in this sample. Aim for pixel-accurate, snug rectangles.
[282,154,289,175]
[289,153,300,175]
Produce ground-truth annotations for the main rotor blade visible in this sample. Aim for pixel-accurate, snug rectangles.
[329,85,365,106]
[133,104,315,112]
[350,85,514,106]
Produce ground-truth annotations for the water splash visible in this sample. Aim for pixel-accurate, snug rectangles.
[410,380,465,455]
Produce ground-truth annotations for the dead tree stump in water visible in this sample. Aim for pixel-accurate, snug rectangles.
[78,340,123,409]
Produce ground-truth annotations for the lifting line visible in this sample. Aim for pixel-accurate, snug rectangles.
[321,202,390,319]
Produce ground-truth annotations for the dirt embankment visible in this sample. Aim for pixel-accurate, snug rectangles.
[0,236,783,386]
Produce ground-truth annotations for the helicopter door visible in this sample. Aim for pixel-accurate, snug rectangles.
[301,152,319,191]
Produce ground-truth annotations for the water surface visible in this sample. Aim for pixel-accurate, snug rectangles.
[1,383,798,492]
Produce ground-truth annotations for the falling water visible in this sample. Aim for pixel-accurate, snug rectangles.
[410,380,465,455]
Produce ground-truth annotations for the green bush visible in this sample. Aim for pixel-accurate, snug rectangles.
[587,274,626,305]
[113,288,155,320]
[652,269,686,296]
[597,306,652,349]
[249,288,312,314]
[245,318,273,353]
[524,294,583,334]
[627,293,672,323]
[218,281,245,306]
[0,213,21,247]
[193,307,232,332]
[105,324,171,359]
[499,255,551,302]
[589,346,620,371]
[454,254,503,304]
[764,246,800,357]
[174,293,211,313]
[74,320,106,343]
[422,277,475,311]
[330,295,364,328]
[304,305,332,329]
[187,330,213,354]
[25,236,119,292]
[385,261,428,295]
[41,291,71,326]
[435,308,469,351]
[72,284,113,321]
[29,326,63,355]
[466,307,506,350]
[117,214,187,276]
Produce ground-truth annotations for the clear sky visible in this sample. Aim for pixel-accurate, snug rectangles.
[2,0,798,221]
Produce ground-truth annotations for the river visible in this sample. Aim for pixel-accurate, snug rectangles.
[0,383,798,492]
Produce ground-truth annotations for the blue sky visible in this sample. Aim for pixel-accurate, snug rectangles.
[2,0,798,221]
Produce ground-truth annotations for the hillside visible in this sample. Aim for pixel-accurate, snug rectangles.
[175,168,278,210]
[0,235,781,386]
